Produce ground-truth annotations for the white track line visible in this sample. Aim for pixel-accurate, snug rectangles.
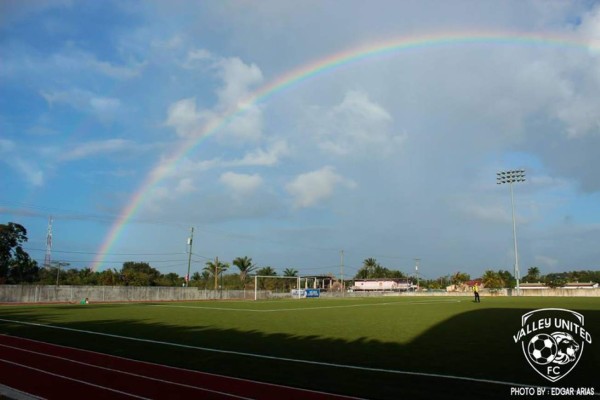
[0,318,540,389]
[0,343,252,400]
[0,334,362,400]
[149,299,462,312]
[0,358,150,399]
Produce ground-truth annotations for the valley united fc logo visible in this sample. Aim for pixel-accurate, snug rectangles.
[513,308,592,382]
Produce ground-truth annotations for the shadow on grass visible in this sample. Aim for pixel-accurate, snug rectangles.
[0,305,598,400]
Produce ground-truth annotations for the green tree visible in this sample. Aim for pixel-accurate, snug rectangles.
[497,270,515,288]
[233,256,256,287]
[481,270,504,289]
[544,273,567,288]
[120,262,161,286]
[98,269,120,285]
[451,271,470,285]
[524,266,541,283]
[355,258,379,279]
[364,258,378,278]
[283,268,298,277]
[191,270,211,289]
[282,268,299,290]
[8,252,39,284]
[152,272,179,286]
[1,222,32,283]
[256,266,277,276]
[204,259,229,289]
[256,266,277,290]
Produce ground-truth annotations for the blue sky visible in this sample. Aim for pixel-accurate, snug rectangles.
[1,0,600,280]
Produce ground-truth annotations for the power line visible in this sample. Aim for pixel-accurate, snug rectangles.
[24,247,186,256]
[40,258,189,264]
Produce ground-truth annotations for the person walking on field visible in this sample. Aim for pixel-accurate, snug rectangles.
[473,284,480,303]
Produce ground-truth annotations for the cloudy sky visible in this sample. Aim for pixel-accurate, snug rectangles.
[2,0,599,280]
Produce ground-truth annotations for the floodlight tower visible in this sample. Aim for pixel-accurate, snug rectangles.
[414,258,420,291]
[496,169,526,295]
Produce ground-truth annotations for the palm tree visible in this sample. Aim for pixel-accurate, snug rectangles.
[451,271,470,285]
[256,266,277,290]
[256,266,277,276]
[482,270,504,289]
[525,267,541,283]
[282,268,299,290]
[233,256,256,287]
[204,259,229,289]
[363,258,378,278]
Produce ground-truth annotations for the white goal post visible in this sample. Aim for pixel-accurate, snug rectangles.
[254,275,302,301]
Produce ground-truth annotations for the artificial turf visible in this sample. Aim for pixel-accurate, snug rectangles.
[1,296,598,399]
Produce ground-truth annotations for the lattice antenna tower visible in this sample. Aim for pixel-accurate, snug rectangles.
[44,216,53,268]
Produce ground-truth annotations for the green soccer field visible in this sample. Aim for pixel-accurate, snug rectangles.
[1,296,598,399]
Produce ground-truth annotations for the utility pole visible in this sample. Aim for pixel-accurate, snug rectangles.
[186,227,194,287]
[340,250,344,294]
[55,261,70,286]
[214,256,219,290]
[44,216,53,268]
[414,258,420,291]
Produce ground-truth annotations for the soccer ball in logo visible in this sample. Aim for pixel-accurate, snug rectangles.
[527,333,558,365]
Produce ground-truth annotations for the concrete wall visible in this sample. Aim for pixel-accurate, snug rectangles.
[323,288,600,298]
[0,285,259,303]
[517,288,600,297]
[1,285,598,303]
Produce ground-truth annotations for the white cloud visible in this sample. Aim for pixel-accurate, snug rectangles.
[13,158,44,186]
[6,0,600,276]
[86,55,143,80]
[286,166,356,208]
[165,97,204,138]
[40,89,122,123]
[183,48,213,69]
[556,95,600,138]
[152,35,184,50]
[219,172,263,196]
[230,140,289,167]
[175,177,196,194]
[60,139,133,161]
[0,139,16,152]
[313,91,405,155]
[45,48,142,80]
[0,139,43,186]
[579,5,600,51]
[148,140,288,191]
[223,104,263,142]
[165,55,265,142]
[215,57,263,108]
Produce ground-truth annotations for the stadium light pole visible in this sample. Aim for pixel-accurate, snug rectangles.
[496,169,525,296]
[414,258,420,291]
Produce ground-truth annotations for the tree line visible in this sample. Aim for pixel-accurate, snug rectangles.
[1,222,598,288]
[351,258,599,290]
[0,222,300,288]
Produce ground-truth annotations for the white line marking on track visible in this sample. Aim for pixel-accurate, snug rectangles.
[0,343,252,400]
[0,334,362,400]
[0,318,541,389]
[0,358,150,399]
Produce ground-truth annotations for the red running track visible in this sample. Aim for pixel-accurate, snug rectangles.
[0,334,360,400]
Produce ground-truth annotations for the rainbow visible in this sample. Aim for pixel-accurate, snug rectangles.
[90,31,598,271]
